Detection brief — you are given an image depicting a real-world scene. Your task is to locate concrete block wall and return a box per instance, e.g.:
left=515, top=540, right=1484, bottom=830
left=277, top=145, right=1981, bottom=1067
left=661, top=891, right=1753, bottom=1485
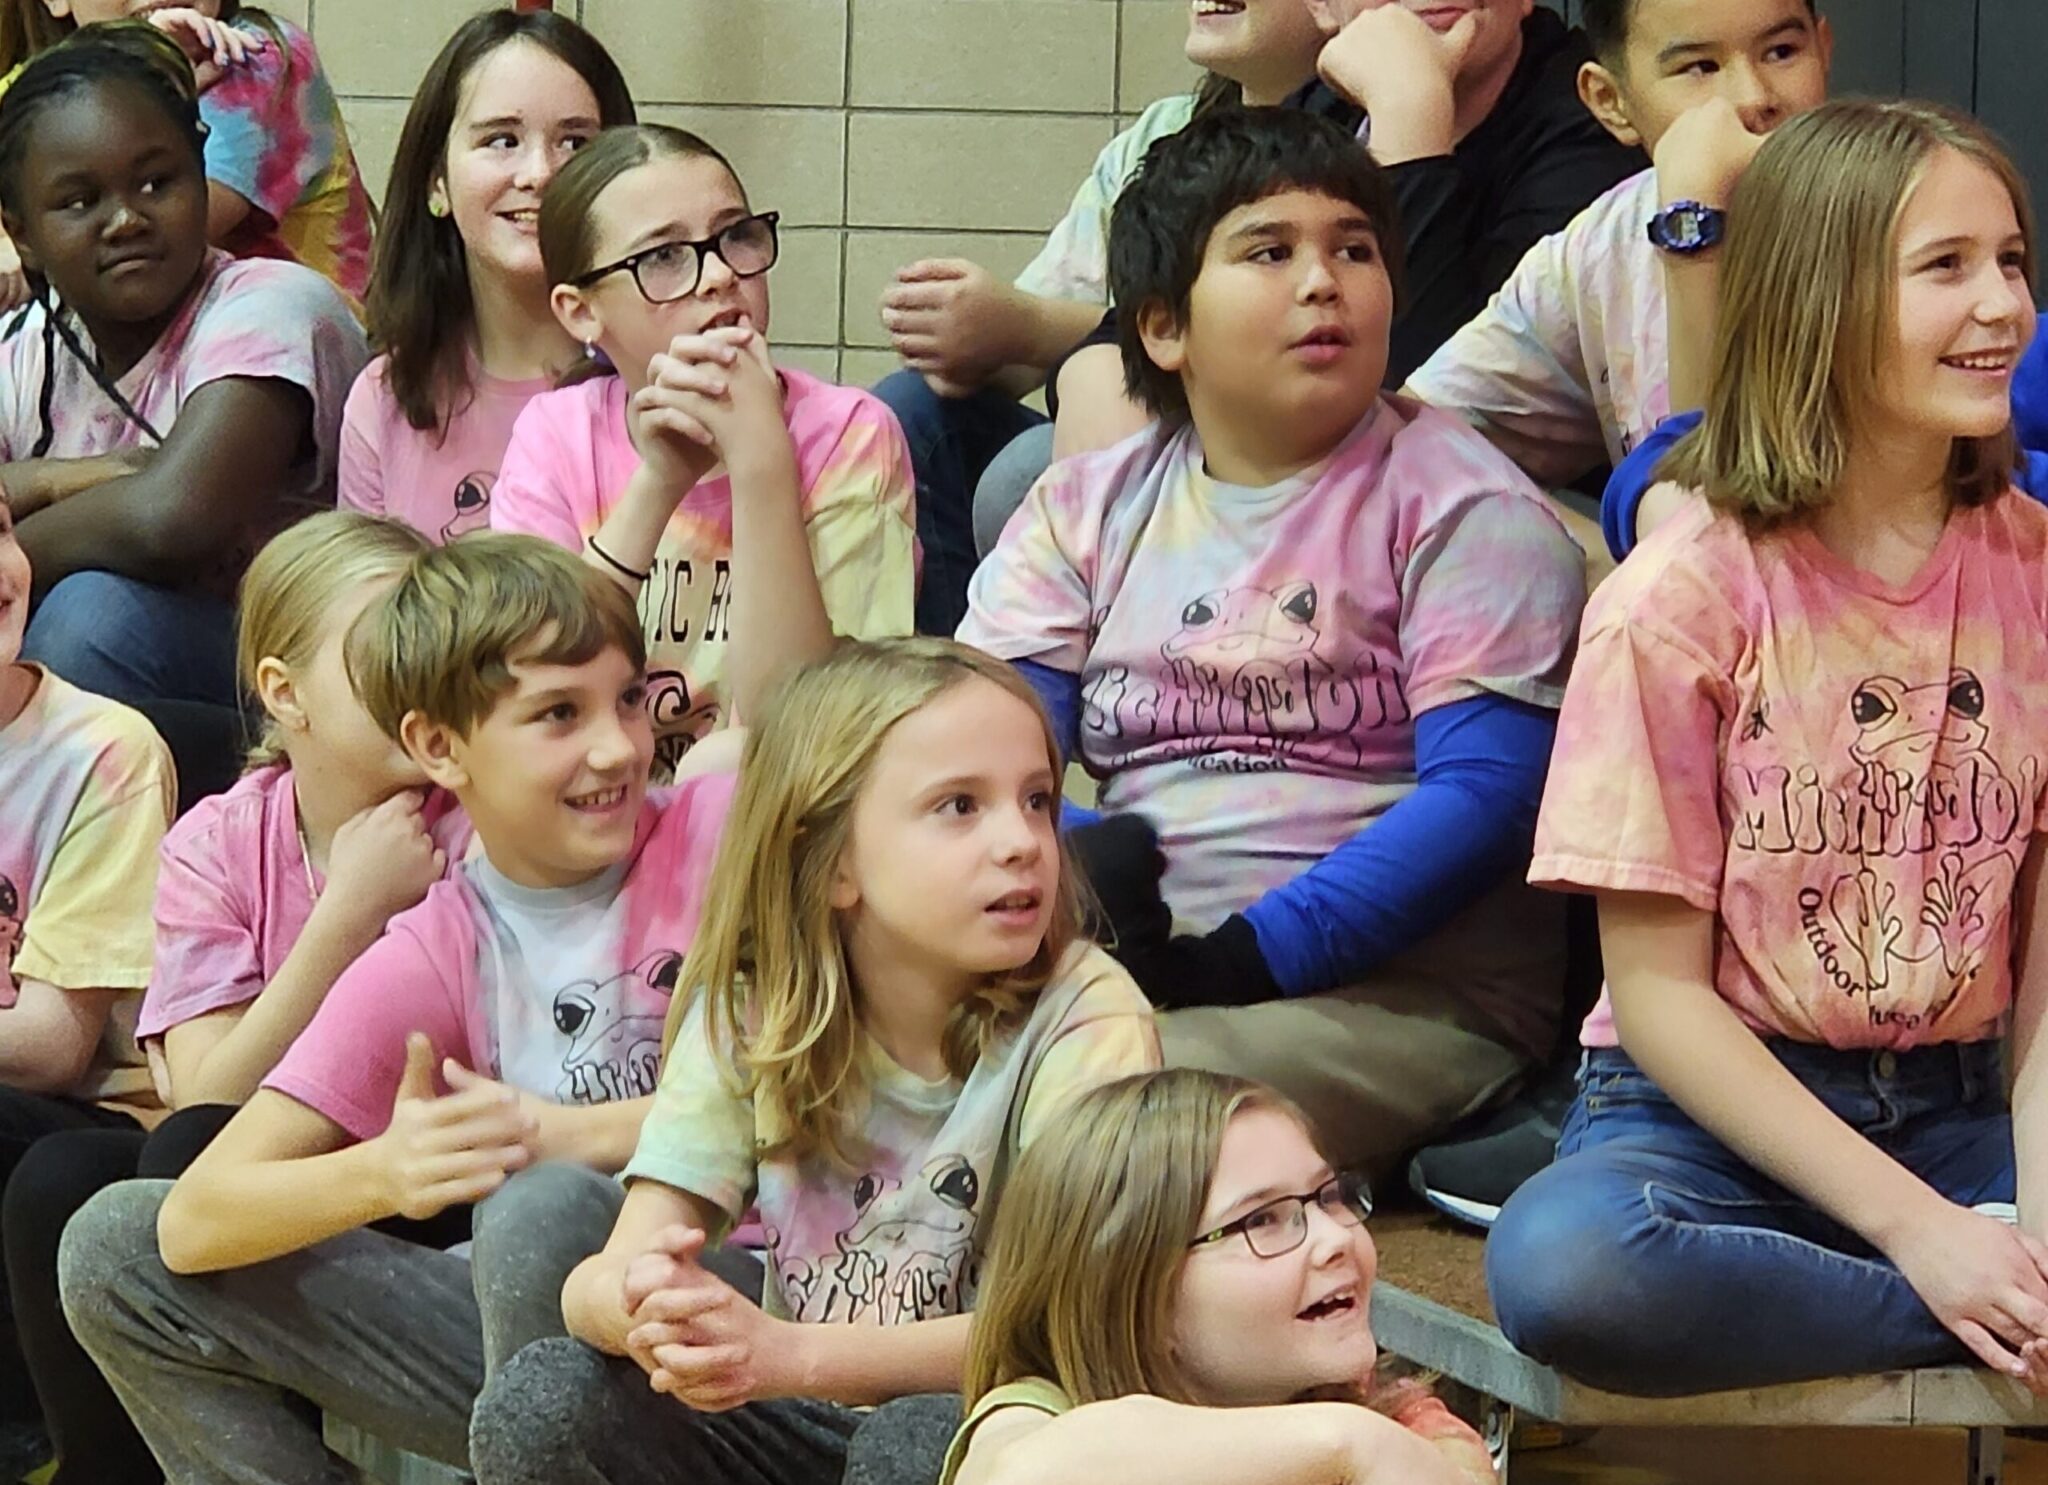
left=285, top=0, right=1203, bottom=384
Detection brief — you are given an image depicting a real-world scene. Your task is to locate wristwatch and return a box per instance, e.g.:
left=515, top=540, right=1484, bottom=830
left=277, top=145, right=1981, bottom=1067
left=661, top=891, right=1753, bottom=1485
left=1647, top=200, right=1727, bottom=256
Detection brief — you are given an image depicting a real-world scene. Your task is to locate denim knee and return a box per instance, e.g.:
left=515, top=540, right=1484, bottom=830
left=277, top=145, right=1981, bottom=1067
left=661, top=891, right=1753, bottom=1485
left=468, top=1336, right=615, bottom=1481
left=1486, top=1163, right=1646, bottom=1376
left=871, top=370, right=948, bottom=454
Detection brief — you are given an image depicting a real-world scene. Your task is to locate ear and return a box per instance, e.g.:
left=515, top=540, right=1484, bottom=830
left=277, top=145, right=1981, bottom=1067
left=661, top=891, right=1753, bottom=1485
left=828, top=847, right=861, bottom=914
left=398, top=710, right=471, bottom=792
left=1136, top=299, right=1188, bottom=381
left=550, top=283, right=604, bottom=350
left=40, top=0, right=73, bottom=18
left=254, top=656, right=309, bottom=737
left=1814, top=13, right=1835, bottom=77
left=1577, top=59, right=1642, bottom=149
left=0, top=209, right=34, bottom=277
left=1302, top=0, right=1343, bottom=35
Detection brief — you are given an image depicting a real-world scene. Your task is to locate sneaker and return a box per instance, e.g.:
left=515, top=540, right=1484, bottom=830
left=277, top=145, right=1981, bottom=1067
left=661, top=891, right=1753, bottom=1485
left=1407, top=1063, right=1579, bottom=1230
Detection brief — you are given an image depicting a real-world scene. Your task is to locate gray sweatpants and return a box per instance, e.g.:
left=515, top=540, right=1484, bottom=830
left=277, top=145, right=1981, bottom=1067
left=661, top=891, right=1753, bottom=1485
left=58, top=1162, right=624, bottom=1483
left=468, top=1337, right=959, bottom=1485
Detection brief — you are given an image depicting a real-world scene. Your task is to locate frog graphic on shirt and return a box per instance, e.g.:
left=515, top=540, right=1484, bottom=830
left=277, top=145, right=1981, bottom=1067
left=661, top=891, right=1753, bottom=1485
left=551, top=949, right=680, bottom=1105
left=772, top=1153, right=982, bottom=1324
left=0, top=875, right=19, bottom=1009
left=441, top=473, right=493, bottom=542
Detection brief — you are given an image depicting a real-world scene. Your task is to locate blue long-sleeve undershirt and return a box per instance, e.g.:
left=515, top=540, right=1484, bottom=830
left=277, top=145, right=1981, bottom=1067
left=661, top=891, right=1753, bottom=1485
left=1012, top=658, right=1554, bottom=996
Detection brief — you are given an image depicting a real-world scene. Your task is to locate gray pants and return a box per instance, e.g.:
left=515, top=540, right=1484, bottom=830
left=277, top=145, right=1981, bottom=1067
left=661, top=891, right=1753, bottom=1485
left=469, top=1338, right=957, bottom=1485
left=58, top=1162, right=624, bottom=1483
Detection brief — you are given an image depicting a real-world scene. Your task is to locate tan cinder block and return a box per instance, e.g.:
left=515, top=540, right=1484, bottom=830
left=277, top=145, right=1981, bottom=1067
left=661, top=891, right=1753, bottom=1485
left=776, top=345, right=844, bottom=381
left=847, top=112, right=1111, bottom=231
left=266, top=0, right=310, bottom=29
left=311, top=0, right=491, bottom=98
left=1118, top=0, right=1198, bottom=111
left=839, top=347, right=906, bottom=389
left=842, top=230, right=1051, bottom=347
left=849, top=0, right=1116, bottom=113
left=641, top=106, right=846, bottom=229
left=586, top=0, right=847, bottom=107
left=767, top=229, right=845, bottom=347
left=338, top=97, right=412, bottom=206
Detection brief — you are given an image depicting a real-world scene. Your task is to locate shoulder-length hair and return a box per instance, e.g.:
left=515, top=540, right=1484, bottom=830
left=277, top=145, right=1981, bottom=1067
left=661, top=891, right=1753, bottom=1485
left=670, top=638, right=1088, bottom=1172
left=366, top=10, right=634, bottom=434
left=1662, top=99, right=2036, bottom=522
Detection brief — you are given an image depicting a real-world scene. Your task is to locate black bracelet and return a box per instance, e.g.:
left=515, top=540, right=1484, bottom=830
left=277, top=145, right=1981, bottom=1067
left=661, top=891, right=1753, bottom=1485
left=588, top=536, right=650, bottom=583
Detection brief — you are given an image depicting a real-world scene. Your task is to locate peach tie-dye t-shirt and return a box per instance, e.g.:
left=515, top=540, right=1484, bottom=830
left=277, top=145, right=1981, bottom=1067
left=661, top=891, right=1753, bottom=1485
left=1535, top=493, right=2048, bottom=1051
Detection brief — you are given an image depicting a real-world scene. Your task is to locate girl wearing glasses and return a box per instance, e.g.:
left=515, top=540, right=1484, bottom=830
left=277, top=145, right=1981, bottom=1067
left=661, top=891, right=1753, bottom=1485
left=943, top=1069, right=1493, bottom=1485
left=491, top=122, right=918, bottom=779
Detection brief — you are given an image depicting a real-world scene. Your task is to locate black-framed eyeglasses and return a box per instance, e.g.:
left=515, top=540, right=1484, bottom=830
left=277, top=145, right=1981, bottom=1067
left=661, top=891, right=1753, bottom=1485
left=1188, top=1174, right=1373, bottom=1259
left=569, top=212, right=780, bottom=304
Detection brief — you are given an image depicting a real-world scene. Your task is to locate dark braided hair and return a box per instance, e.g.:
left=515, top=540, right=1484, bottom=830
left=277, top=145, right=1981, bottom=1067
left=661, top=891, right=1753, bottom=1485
left=0, top=23, right=206, bottom=456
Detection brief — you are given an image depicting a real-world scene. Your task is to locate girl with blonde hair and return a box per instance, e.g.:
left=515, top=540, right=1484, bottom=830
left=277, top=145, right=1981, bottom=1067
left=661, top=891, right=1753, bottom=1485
left=5, top=510, right=468, bottom=1484
left=945, top=1067, right=1494, bottom=1485
left=470, top=635, right=1160, bottom=1485
left=1487, top=98, right=2048, bottom=1394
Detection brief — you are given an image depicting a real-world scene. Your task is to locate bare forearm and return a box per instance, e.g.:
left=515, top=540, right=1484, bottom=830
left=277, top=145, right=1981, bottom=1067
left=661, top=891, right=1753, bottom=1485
left=1012, top=295, right=1110, bottom=375
left=158, top=1138, right=392, bottom=1273
left=794, top=1312, right=972, bottom=1406
left=727, top=447, right=831, bottom=722
left=537, top=1095, right=651, bottom=1174
left=174, top=903, right=381, bottom=1107
left=588, top=463, right=692, bottom=593
left=0, top=456, right=139, bottom=519
left=1662, top=254, right=1721, bottom=415
left=0, top=986, right=102, bottom=1094
left=20, top=476, right=210, bottom=592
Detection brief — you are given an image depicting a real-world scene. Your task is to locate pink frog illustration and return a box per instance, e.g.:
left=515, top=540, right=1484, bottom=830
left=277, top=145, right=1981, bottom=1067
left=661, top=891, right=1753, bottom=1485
left=774, top=1154, right=982, bottom=1324
left=0, top=875, right=19, bottom=1010
left=1826, top=670, right=2017, bottom=1005
left=551, top=949, right=680, bottom=1104
left=440, top=473, right=493, bottom=542
left=1159, top=582, right=1363, bottom=739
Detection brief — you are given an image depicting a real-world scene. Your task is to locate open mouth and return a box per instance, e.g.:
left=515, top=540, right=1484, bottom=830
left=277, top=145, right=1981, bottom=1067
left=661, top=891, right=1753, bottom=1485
left=1191, top=0, right=1245, bottom=18
left=499, top=208, right=540, bottom=231
left=984, top=888, right=1043, bottom=920
left=1297, top=1287, right=1360, bottom=1322
left=1416, top=5, right=1470, bottom=29
left=702, top=307, right=753, bottom=332
left=1942, top=350, right=2017, bottom=374
left=1293, top=325, right=1351, bottom=349
left=566, top=784, right=629, bottom=815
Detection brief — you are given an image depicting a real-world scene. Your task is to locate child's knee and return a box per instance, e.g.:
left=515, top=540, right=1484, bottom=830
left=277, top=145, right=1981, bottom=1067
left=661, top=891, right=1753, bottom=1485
left=473, top=1162, right=620, bottom=1252
left=1486, top=1165, right=1642, bottom=1370
left=57, top=1179, right=174, bottom=1342
left=469, top=1337, right=614, bottom=1478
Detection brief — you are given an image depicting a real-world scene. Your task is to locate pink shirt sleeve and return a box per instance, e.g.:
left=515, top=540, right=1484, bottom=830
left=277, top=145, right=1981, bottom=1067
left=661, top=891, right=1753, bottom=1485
left=1530, top=606, right=1731, bottom=912
left=957, top=453, right=1107, bottom=671
left=336, top=360, right=387, bottom=517
left=143, top=820, right=265, bottom=1041
left=261, top=885, right=478, bottom=1143
left=490, top=392, right=594, bottom=551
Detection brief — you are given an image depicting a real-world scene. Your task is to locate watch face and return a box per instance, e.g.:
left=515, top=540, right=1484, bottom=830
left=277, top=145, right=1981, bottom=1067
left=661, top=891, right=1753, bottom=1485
left=1669, top=206, right=1707, bottom=247
left=1650, top=202, right=1723, bottom=252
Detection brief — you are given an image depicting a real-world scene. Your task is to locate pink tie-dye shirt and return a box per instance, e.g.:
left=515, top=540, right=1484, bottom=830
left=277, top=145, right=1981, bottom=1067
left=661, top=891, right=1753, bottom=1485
left=1535, top=494, right=2048, bottom=1051
left=959, top=397, right=1585, bottom=930
left=631, top=943, right=1158, bottom=1323
left=1408, top=169, right=1666, bottom=488
left=490, top=367, right=918, bottom=776
left=262, top=776, right=733, bottom=1139
left=141, top=765, right=472, bottom=1044
left=201, top=15, right=374, bottom=306
left=0, top=668, right=172, bottom=1103
left=338, top=355, right=551, bottom=544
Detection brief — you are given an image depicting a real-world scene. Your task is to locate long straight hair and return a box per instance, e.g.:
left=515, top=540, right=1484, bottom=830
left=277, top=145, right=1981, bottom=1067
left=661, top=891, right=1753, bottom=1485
left=668, top=638, right=1089, bottom=1172
left=367, top=11, right=634, bottom=433
left=1662, top=99, right=2036, bottom=522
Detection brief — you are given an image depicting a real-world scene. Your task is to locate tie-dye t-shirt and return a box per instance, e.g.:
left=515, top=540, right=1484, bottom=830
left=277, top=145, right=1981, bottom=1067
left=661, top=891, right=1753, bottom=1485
left=959, top=398, right=1585, bottom=930
left=1534, top=493, right=2048, bottom=1051
left=490, top=367, right=918, bottom=776
left=0, top=667, right=173, bottom=1104
left=1408, top=169, right=1666, bottom=488
left=628, top=943, right=1158, bottom=1324
left=262, top=776, right=734, bottom=1138
left=0, top=250, right=366, bottom=595
left=1013, top=93, right=1197, bottom=306
left=141, top=765, right=471, bottom=1043
left=201, top=15, right=374, bottom=306
left=338, top=355, right=551, bottom=544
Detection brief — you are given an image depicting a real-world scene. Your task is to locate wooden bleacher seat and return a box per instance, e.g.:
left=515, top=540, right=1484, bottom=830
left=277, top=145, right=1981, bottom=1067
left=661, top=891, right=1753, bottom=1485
left=1369, top=1211, right=2048, bottom=1485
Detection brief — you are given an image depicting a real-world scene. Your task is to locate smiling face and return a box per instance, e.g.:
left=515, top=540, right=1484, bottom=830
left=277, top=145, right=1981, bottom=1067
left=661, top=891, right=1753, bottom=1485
left=3, top=76, right=209, bottom=345
left=435, top=38, right=603, bottom=294
left=550, top=151, right=771, bottom=392
left=1874, top=146, right=2036, bottom=456
left=1171, top=1106, right=1380, bottom=1406
left=1143, top=187, right=1392, bottom=484
left=1185, top=0, right=1325, bottom=104
left=832, top=675, right=1062, bottom=1000
left=419, top=639, right=655, bottom=889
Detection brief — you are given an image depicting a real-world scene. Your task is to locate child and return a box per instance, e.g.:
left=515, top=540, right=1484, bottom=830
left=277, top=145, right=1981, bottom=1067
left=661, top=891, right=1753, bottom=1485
left=492, top=124, right=917, bottom=778
left=959, top=106, right=1586, bottom=1184
left=3, top=510, right=466, bottom=1485
left=0, top=26, right=366, bottom=736
left=59, top=532, right=736, bottom=1479
left=1485, top=100, right=2048, bottom=1395
left=0, top=0, right=375, bottom=304
left=464, top=638, right=1160, bottom=1485
left=1407, top=0, right=1832, bottom=488
left=945, top=1069, right=1494, bottom=1485
left=0, top=487, right=173, bottom=1474
left=339, top=11, right=637, bottom=542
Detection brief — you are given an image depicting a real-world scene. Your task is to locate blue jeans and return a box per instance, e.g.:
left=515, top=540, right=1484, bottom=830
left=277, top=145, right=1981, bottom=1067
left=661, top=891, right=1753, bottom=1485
left=872, top=371, right=1046, bottom=636
left=23, top=570, right=238, bottom=708
left=1486, top=1040, right=2014, bottom=1395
